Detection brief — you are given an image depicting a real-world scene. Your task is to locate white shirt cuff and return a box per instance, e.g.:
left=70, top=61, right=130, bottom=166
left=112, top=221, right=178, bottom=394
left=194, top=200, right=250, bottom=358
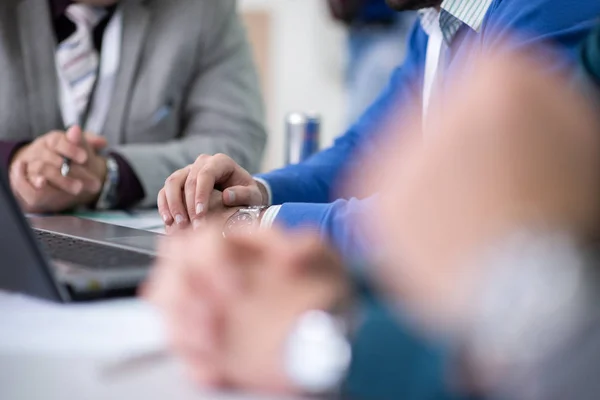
left=254, top=177, right=273, bottom=206
left=260, top=205, right=282, bottom=230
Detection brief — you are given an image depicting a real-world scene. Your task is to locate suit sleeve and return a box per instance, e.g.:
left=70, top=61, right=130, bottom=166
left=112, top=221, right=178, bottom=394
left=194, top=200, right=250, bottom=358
left=113, top=0, right=266, bottom=207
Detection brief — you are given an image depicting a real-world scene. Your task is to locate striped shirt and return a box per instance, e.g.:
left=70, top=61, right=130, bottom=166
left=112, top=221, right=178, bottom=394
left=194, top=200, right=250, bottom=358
left=419, top=0, right=493, bottom=45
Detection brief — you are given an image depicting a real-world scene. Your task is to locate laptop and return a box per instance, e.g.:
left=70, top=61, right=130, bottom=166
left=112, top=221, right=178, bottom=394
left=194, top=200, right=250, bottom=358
left=0, top=170, right=160, bottom=302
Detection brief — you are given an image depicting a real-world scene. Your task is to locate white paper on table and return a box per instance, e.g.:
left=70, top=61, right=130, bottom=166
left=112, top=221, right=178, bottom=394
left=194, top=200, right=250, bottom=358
left=0, top=293, right=311, bottom=400
left=0, top=293, right=305, bottom=400
left=0, top=292, right=166, bottom=358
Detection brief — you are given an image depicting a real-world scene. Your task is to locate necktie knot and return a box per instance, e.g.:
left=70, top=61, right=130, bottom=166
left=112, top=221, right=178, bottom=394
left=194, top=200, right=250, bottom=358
left=56, top=4, right=107, bottom=120
left=65, top=4, right=107, bottom=32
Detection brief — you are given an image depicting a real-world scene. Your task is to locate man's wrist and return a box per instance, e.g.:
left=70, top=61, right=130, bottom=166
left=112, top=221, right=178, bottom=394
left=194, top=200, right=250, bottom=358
left=259, top=205, right=282, bottom=230
left=254, top=178, right=272, bottom=206
left=284, top=310, right=353, bottom=395
left=95, top=156, right=119, bottom=210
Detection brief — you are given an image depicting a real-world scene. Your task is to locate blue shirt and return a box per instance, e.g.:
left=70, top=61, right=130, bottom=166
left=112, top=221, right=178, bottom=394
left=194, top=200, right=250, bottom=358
left=257, top=0, right=600, bottom=260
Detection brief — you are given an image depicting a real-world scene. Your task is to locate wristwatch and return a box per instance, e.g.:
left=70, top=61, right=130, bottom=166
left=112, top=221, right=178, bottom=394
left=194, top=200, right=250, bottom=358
left=284, top=310, right=352, bottom=395
left=222, top=206, right=268, bottom=238
left=95, top=156, right=120, bottom=210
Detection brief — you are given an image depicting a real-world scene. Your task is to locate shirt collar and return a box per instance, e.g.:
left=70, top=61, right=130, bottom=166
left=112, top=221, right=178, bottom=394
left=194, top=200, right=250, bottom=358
left=419, top=0, right=493, bottom=45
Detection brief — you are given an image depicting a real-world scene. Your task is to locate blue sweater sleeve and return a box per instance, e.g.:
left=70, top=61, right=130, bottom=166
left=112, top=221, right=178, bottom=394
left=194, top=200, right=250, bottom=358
left=261, top=0, right=600, bottom=259
left=256, top=21, right=426, bottom=207
left=482, top=0, right=600, bottom=68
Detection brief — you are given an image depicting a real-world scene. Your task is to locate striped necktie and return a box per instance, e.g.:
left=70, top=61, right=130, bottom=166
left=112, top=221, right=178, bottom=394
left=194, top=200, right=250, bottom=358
left=55, top=4, right=107, bottom=119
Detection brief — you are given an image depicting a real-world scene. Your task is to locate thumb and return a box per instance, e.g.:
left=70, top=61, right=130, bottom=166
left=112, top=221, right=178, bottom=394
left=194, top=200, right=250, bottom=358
left=85, top=133, right=108, bottom=151
left=223, top=185, right=264, bottom=207
left=65, top=125, right=83, bottom=145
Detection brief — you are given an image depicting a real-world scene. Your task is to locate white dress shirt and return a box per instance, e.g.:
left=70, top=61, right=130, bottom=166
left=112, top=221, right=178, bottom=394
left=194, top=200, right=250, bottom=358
left=56, top=9, right=123, bottom=134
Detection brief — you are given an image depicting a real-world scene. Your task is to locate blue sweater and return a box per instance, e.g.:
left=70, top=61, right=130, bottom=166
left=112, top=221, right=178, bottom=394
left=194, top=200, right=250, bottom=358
left=257, top=0, right=600, bottom=260
left=355, top=0, right=398, bottom=24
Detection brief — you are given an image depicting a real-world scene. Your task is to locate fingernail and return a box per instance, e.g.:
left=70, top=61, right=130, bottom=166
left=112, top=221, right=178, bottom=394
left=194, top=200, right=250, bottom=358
left=175, top=214, right=185, bottom=225
left=195, top=203, right=204, bottom=215
left=34, top=177, right=45, bottom=188
left=162, top=214, right=170, bottom=223
left=193, top=219, right=202, bottom=230
left=227, top=190, right=236, bottom=203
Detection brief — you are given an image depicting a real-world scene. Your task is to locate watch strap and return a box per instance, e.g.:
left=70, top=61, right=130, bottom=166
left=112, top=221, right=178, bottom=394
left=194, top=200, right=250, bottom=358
left=285, top=310, right=352, bottom=395
left=95, top=156, right=119, bottom=210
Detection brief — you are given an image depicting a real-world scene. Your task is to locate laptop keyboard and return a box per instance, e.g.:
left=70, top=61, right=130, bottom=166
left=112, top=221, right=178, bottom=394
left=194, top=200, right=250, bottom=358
left=34, top=229, right=154, bottom=269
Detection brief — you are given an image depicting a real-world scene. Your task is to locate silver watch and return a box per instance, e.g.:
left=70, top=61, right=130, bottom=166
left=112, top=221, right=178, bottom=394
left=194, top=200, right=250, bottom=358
left=95, top=156, right=119, bottom=210
left=284, top=310, right=352, bottom=395
left=222, top=206, right=267, bottom=238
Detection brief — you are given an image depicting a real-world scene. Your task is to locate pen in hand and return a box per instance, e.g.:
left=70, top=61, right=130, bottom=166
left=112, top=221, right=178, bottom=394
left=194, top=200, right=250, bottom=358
left=100, top=349, right=171, bottom=379
left=61, top=124, right=80, bottom=177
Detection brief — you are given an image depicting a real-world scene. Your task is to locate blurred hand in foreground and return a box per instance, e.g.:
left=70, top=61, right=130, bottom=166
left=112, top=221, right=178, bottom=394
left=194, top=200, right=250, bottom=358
left=143, top=227, right=349, bottom=394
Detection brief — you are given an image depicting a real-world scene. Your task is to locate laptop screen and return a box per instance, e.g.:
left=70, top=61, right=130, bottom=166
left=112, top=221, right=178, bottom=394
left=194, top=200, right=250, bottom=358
left=0, top=170, right=65, bottom=302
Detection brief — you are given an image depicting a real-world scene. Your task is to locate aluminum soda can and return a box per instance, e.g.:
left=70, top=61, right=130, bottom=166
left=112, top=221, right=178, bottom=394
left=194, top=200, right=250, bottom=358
left=285, top=112, right=321, bottom=165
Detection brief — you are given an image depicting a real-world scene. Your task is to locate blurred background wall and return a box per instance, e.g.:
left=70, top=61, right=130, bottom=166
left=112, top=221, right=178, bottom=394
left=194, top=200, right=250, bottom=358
left=239, top=0, right=347, bottom=172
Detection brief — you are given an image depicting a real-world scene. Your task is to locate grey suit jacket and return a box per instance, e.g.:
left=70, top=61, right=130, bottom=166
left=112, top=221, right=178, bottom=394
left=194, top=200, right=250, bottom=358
left=0, top=0, right=266, bottom=207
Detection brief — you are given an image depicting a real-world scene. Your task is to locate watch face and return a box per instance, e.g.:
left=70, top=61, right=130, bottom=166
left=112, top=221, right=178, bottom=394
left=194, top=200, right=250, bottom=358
left=224, top=211, right=258, bottom=238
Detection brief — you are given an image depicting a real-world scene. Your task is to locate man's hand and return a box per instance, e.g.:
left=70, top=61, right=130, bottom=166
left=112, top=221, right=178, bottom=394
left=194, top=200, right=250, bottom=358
left=9, top=125, right=108, bottom=213
left=144, top=227, right=349, bottom=393
left=162, top=190, right=243, bottom=234
left=157, top=154, right=268, bottom=228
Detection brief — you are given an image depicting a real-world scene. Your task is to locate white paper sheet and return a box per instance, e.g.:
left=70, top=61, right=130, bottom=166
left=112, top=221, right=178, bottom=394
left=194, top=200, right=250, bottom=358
left=0, top=293, right=166, bottom=358
left=0, top=293, right=304, bottom=400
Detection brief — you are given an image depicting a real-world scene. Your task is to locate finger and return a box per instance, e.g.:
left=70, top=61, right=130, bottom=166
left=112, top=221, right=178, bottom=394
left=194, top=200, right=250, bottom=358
left=185, top=173, right=199, bottom=222
left=185, top=361, right=224, bottom=389
left=37, top=149, right=64, bottom=169
left=11, top=161, right=55, bottom=212
left=68, top=165, right=103, bottom=194
left=84, top=133, right=107, bottom=151
left=168, top=300, right=218, bottom=356
left=28, top=160, right=83, bottom=196
left=65, top=125, right=83, bottom=145
left=194, top=154, right=238, bottom=217
left=10, top=161, right=38, bottom=204
left=192, top=191, right=225, bottom=230
left=157, top=189, right=174, bottom=226
left=222, top=231, right=270, bottom=273
left=222, top=185, right=263, bottom=207
left=168, top=229, right=243, bottom=299
left=153, top=252, right=224, bottom=358
left=164, top=168, right=190, bottom=227
left=47, top=132, right=87, bottom=164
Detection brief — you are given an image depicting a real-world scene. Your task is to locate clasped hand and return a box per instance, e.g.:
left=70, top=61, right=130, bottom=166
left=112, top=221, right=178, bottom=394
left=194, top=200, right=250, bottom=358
left=158, top=154, right=269, bottom=232
left=9, top=125, right=108, bottom=213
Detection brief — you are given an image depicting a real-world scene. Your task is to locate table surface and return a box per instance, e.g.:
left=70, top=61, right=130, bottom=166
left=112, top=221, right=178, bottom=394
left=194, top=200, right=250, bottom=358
left=0, top=213, right=305, bottom=399
left=0, top=294, right=304, bottom=400
left=0, top=354, right=301, bottom=400
left=71, top=209, right=166, bottom=234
